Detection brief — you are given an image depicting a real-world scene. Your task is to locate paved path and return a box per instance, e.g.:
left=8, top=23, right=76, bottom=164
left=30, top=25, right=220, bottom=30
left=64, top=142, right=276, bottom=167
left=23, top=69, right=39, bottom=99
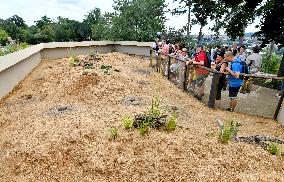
left=201, top=75, right=279, bottom=119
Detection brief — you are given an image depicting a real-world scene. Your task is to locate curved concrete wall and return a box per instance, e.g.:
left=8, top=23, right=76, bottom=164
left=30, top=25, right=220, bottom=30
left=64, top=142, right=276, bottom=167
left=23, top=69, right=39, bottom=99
left=0, top=41, right=152, bottom=100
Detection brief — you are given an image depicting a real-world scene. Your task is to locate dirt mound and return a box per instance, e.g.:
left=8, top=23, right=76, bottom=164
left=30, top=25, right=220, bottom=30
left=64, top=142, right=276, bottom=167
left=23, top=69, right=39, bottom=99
left=0, top=53, right=284, bottom=181
left=72, top=74, right=100, bottom=92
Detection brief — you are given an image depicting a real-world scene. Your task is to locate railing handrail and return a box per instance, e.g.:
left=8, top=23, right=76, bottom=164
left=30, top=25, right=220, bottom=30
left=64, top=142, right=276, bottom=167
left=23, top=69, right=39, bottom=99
left=166, top=54, right=284, bottom=81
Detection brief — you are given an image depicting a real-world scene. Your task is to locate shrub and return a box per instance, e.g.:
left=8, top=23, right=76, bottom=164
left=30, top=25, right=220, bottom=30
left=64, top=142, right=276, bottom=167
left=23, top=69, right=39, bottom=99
left=218, top=121, right=239, bottom=144
left=138, top=120, right=149, bottom=136
left=1, top=42, right=29, bottom=56
left=267, top=142, right=281, bottom=155
left=69, top=56, right=79, bottom=66
left=0, top=29, right=8, bottom=46
left=149, top=96, right=161, bottom=118
left=166, top=113, right=177, bottom=132
left=261, top=51, right=282, bottom=75
left=122, top=116, right=133, bottom=130
left=110, top=127, right=118, bottom=140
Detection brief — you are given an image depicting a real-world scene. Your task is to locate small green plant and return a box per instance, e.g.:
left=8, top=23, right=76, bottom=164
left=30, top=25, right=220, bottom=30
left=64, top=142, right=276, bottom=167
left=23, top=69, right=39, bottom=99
left=267, top=142, right=281, bottom=155
left=138, top=120, right=149, bottom=136
left=166, top=113, right=177, bottom=132
left=69, top=56, right=80, bottom=66
left=149, top=96, right=161, bottom=118
left=84, top=63, right=94, bottom=69
left=218, top=121, right=239, bottom=143
left=110, top=127, right=118, bottom=140
left=100, top=64, right=112, bottom=74
left=122, top=116, right=133, bottom=130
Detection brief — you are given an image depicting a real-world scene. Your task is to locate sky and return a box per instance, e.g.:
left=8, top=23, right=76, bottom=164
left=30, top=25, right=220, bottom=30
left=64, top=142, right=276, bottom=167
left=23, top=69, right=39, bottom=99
left=0, top=0, right=260, bottom=35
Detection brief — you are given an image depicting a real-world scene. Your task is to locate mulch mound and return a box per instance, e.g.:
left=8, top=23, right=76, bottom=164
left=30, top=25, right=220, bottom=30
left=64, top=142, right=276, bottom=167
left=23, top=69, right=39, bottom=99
left=0, top=52, right=284, bottom=181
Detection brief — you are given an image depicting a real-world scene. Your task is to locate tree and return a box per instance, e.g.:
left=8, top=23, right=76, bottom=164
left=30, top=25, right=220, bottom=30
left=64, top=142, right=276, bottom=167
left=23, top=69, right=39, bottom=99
left=191, top=0, right=216, bottom=43
left=172, top=0, right=192, bottom=36
left=0, top=15, right=28, bottom=42
left=254, top=0, right=284, bottom=47
left=112, top=0, right=166, bottom=42
left=0, top=29, right=9, bottom=45
left=92, top=13, right=114, bottom=41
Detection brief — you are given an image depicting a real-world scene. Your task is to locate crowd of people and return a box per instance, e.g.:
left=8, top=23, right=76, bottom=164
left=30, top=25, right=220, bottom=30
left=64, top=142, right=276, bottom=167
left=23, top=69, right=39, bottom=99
left=152, top=39, right=263, bottom=112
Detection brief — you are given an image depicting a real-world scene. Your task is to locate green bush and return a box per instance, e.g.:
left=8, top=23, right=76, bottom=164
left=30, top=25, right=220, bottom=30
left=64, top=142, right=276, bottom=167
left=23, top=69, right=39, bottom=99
left=138, top=120, right=149, bottom=136
left=0, top=42, right=29, bottom=57
left=261, top=52, right=282, bottom=75
left=267, top=142, right=281, bottom=155
left=122, top=116, right=133, bottom=130
left=149, top=96, right=161, bottom=118
left=166, top=113, right=177, bottom=132
left=110, top=127, right=118, bottom=140
left=0, top=29, right=9, bottom=46
left=218, top=121, right=239, bottom=144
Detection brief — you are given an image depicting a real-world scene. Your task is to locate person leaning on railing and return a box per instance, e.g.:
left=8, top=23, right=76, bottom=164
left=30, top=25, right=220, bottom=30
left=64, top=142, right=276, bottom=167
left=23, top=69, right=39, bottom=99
left=186, top=44, right=209, bottom=100
left=224, top=51, right=244, bottom=112
left=240, top=46, right=263, bottom=93
left=211, top=50, right=228, bottom=108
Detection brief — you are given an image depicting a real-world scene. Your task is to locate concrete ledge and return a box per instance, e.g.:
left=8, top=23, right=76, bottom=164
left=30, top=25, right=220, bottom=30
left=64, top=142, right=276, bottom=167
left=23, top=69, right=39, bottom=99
left=0, top=44, right=44, bottom=72
left=0, top=52, right=41, bottom=99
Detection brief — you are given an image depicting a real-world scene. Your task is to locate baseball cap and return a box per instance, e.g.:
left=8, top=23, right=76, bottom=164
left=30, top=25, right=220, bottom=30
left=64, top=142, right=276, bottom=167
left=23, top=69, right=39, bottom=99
left=182, top=48, right=187, bottom=52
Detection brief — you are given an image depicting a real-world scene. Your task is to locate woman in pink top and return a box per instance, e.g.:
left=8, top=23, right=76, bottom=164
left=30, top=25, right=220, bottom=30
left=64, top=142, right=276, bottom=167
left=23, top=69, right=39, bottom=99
left=162, top=40, right=170, bottom=56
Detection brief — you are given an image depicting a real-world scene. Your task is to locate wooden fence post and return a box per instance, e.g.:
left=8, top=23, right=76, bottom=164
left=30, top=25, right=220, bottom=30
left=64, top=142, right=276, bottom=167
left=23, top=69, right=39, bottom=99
left=274, top=89, right=284, bottom=120
left=168, top=56, right=171, bottom=80
left=150, top=49, right=153, bottom=67
left=157, top=52, right=161, bottom=72
left=208, top=73, right=221, bottom=108
left=183, top=63, right=188, bottom=92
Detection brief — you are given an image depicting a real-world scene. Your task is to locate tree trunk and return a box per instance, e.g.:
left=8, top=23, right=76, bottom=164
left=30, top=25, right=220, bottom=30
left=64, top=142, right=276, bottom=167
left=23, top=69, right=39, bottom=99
left=267, top=41, right=275, bottom=62
left=187, top=0, right=192, bottom=36
left=277, top=52, right=284, bottom=77
left=197, top=25, right=203, bottom=44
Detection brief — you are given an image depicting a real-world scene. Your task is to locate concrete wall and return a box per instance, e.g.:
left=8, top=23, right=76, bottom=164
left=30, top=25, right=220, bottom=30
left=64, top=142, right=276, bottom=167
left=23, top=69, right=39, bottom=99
left=0, top=41, right=151, bottom=101
left=41, top=45, right=115, bottom=60
left=0, top=52, right=41, bottom=99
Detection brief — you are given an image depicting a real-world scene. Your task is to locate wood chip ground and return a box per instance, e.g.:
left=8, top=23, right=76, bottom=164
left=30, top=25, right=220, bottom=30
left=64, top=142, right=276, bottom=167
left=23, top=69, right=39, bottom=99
left=0, top=53, right=284, bottom=181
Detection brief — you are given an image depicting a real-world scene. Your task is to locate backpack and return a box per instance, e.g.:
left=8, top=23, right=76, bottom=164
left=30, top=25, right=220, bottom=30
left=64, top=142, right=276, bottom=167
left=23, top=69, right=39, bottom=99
left=240, top=61, right=249, bottom=74
left=232, top=57, right=249, bottom=75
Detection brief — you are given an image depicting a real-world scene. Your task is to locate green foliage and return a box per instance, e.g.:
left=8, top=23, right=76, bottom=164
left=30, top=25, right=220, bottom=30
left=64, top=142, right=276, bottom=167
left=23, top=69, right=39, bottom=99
left=138, top=120, right=149, bottom=136
left=83, top=63, right=94, bottom=70
left=122, top=116, right=133, bottom=130
left=112, top=0, right=166, bottom=41
left=267, top=142, right=281, bottom=155
left=166, top=113, right=177, bottom=132
left=261, top=51, right=282, bottom=74
left=254, top=0, right=284, bottom=46
left=100, top=64, right=112, bottom=74
left=69, top=56, right=80, bottom=67
left=0, top=29, right=9, bottom=45
left=149, top=96, right=161, bottom=118
left=0, top=42, right=28, bottom=56
left=110, top=127, right=118, bottom=140
left=218, top=121, right=239, bottom=144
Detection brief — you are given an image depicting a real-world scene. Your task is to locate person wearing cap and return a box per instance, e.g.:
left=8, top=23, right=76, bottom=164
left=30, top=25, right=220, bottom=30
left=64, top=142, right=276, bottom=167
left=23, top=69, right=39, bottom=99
left=178, top=48, right=189, bottom=61
left=211, top=50, right=228, bottom=107
left=186, top=44, right=209, bottom=100
left=224, top=51, right=244, bottom=112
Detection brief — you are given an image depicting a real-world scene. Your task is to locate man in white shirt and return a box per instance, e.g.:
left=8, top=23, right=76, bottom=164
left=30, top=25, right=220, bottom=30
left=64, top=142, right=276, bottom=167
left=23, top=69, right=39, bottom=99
left=240, top=47, right=263, bottom=93
left=246, top=47, right=263, bottom=73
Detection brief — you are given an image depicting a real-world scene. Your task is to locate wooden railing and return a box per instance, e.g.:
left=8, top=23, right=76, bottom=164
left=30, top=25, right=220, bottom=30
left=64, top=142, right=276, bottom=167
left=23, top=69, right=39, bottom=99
left=150, top=49, right=284, bottom=120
